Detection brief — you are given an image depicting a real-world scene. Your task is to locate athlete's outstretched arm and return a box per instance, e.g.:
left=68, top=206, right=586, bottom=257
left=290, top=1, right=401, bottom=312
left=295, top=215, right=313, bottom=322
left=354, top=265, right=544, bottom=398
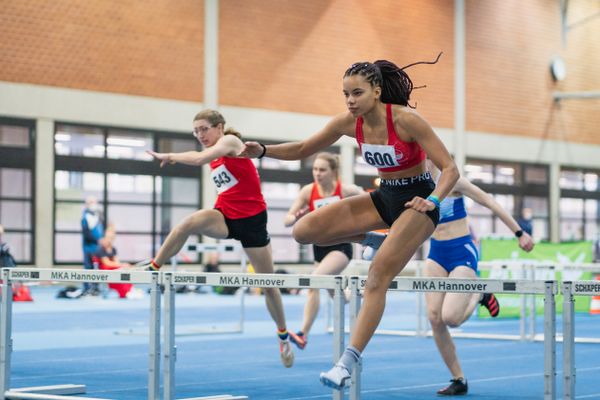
left=284, top=185, right=312, bottom=227
left=455, top=177, right=534, bottom=252
left=148, top=135, right=243, bottom=167
left=342, top=183, right=365, bottom=197
left=240, top=113, right=352, bottom=160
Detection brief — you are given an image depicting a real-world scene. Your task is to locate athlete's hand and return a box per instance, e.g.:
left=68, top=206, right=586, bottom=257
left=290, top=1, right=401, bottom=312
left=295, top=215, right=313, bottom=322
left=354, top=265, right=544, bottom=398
left=147, top=150, right=173, bottom=168
left=294, top=206, right=310, bottom=221
left=405, top=196, right=436, bottom=213
left=238, top=141, right=263, bottom=158
left=518, top=231, right=535, bottom=252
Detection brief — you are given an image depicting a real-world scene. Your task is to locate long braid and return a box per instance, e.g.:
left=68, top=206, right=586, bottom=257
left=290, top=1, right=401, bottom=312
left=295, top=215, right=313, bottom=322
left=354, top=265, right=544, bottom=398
left=344, top=52, right=442, bottom=108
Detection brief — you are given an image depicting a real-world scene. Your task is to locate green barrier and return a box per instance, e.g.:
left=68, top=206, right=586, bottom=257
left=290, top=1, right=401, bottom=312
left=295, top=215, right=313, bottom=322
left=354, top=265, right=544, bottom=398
left=478, top=238, right=594, bottom=318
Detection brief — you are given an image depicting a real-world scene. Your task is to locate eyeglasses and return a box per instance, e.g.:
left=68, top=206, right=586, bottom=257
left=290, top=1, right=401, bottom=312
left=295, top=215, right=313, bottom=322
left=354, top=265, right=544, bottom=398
left=192, top=125, right=213, bottom=138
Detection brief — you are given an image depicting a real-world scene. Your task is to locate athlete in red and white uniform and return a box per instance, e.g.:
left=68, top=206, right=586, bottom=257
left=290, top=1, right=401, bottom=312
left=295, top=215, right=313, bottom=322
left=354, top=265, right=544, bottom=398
left=283, top=152, right=363, bottom=350
left=241, top=58, right=459, bottom=391
left=146, top=109, right=294, bottom=368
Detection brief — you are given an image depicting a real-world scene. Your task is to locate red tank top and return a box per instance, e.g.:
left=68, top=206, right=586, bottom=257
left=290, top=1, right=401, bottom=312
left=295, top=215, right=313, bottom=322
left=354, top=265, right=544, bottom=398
left=209, top=157, right=266, bottom=219
left=308, top=180, right=343, bottom=211
left=355, top=103, right=425, bottom=172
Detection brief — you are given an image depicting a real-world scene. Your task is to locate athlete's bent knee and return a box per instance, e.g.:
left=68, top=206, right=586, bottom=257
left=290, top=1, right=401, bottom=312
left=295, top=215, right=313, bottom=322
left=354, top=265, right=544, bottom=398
left=292, top=220, right=314, bottom=245
left=428, top=310, right=443, bottom=329
left=173, top=218, right=195, bottom=237
left=363, top=274, right=389, bottom=295
left=442, top=313, right=462, bottom=328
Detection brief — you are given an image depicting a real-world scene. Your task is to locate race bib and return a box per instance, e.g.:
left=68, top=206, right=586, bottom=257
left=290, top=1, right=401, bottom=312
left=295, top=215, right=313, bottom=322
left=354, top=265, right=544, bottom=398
left=210, top=164, right=239, bottom=193
left=313, top=195, right=341, bottom=209
left=361, top=143, right=402, bottom=168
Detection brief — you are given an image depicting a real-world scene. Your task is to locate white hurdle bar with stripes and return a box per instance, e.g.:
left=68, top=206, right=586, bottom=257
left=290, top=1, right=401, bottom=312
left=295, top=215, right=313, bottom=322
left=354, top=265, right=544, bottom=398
left=0, top=268, right=161, bottom=400
left=346, top=276, right=558, bottom=400
left=161, top=272, right=347, bottom=400
left=561, top=280, right=600, bottom=400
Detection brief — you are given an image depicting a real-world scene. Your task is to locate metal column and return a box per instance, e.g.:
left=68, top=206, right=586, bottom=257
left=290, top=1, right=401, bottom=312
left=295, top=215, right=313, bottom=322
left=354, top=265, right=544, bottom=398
left=163, top=273, right=176, bottom=400
left=562, top=281, right=575, bottom=399
left=148, top=273, right=161, bottom=400
left=332, top=276, right=345, bottom=400
left=349, top=277, right=361, bottom=400
left=543, top=281, right=556, bottom=400
left=0, top=269, right=13, bottom=399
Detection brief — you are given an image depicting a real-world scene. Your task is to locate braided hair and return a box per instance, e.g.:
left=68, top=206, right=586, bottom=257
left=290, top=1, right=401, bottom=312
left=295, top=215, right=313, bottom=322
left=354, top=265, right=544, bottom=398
left=343, top=52, right=442, bottom=108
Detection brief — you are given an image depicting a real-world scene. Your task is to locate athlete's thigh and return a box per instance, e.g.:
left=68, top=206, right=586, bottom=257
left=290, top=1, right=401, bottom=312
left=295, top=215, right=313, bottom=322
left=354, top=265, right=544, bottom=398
left=424, top=258, right=448, bottom=316
left=313, top=251, right=351, bottom=276
left=243, top=243, right=274, bottom=274
left=442, top=266, right=478, bottom=314
left=186, top=209, right=229, bottom=239
left=369, top=209, right=435, bottom=280
left=296, top=193, right=387, bottom=241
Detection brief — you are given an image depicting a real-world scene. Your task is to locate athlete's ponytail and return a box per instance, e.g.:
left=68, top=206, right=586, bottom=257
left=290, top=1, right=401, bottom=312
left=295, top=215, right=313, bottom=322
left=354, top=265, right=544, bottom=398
left=344, top=52, right=442, bottom=108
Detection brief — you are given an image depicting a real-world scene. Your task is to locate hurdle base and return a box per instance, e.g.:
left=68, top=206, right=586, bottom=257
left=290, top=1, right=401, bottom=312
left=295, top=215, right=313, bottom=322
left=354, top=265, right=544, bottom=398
left=178, top=395, right=248, bottom=400
left=5, top=383, right=110, bottom=399
left=114, top=324, right=243, bottom=337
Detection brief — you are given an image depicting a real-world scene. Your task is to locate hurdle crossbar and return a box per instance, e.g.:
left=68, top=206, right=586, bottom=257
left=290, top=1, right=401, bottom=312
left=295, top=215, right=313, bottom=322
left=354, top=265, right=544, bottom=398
left=161, top=272, right=346, bottom=400
left=0, top=268, right=161, bottom=400
left=347, top=276, right=557, bottom=400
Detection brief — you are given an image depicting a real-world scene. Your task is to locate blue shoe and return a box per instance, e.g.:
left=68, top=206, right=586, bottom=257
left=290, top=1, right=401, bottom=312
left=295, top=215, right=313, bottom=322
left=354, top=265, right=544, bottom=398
left=319, top=363, right=350, bottom=390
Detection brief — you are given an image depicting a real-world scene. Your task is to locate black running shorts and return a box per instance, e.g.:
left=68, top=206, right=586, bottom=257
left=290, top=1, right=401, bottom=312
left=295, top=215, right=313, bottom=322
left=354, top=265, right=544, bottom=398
left=369, top=172, right=439, bottom=227
left=219, top=209, right=271, bottom=248
left=312, top=243, right=353, bottom=263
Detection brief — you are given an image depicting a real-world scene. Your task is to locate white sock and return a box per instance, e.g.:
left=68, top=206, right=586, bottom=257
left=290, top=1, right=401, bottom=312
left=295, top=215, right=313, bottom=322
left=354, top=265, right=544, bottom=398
left=338, top=346, right=361, bottom=370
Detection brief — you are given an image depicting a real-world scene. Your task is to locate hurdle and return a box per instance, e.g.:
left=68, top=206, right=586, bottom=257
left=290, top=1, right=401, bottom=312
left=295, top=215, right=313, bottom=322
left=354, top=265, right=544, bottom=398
left=0, top=268, right=161, bottom=400
left=177, top=242, right=247, bottom=336
left=161, top=272, right=347, bottom=400
left=114, top=242, right=247, bottom=337
left=363, top=261, right=592, bottom=342
left=561, top=280, right=600, bottom=400
left=346, top=276, right=557, bottom=400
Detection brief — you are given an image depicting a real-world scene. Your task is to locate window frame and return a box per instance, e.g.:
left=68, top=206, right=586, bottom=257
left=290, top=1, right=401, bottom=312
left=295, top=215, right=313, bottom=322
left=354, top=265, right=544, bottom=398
left=53, top=122, right=201, bottom=265
left=0, top=117, right=36, bottom=264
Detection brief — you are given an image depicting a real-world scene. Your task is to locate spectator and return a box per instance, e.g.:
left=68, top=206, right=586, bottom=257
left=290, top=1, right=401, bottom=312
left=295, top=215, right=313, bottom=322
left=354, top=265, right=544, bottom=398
left=0, top=224, right=16, bottom=268
left=517, top=207, right=533, bottom=236
left=94, top=227, right=135, bottom=299
left=81, top=196, right=104, bottom=296
left=0, top=224, right=33, bottom=301
left=203, top=251, right=221, bottom=273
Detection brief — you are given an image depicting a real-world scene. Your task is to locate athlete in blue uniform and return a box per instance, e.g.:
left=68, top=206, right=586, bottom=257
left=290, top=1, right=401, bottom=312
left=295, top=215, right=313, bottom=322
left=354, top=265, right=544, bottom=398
left=363, top=161, right=534, bottom=395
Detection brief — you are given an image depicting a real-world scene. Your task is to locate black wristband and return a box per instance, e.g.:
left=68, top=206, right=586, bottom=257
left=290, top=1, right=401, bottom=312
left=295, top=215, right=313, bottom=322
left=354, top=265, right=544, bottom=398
left=258, top=143, right=267, bottom=159
left=515, top=230, right=524, bottom=238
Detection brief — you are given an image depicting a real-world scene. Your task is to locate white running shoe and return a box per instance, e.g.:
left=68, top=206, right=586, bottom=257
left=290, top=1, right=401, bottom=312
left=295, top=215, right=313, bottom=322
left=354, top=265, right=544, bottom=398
left=279, top=339, right=294, bottom=368
left=362, top=246, right=377, bottom=261
left=319, top=363, right=351, bottom=390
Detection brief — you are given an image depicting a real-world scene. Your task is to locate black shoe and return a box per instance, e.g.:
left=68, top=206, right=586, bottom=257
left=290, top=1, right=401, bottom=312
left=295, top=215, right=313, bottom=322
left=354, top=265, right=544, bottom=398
left=437, top=378, right=468, bottom=396
left=480, top=293, right=500, bottom=317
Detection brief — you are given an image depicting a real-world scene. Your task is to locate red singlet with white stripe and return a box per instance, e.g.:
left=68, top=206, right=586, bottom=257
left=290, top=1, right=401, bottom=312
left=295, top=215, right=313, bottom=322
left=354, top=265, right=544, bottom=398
left=308, top=180, right=343, bottom=212
left=209, top=157, right=266, bottom=219
left=355, top=103, right=425, bottom=172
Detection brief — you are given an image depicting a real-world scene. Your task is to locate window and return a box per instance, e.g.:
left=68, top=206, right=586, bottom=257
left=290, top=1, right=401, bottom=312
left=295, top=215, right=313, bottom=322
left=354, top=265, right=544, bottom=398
left=464, top=159, right=549, bottom=241
left=560, top=168, right=600, bottom=242
left=0, top=118, right=35, bottom=263
left=54, top=124, right=200, bottom=264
